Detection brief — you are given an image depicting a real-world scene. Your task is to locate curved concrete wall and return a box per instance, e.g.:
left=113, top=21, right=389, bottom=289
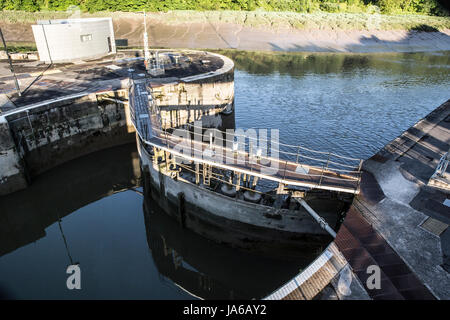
left=154, top=68, right=235, bottom=130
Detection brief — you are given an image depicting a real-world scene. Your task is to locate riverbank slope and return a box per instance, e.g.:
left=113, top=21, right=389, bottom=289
left=1, top=11, right=450, bottom=53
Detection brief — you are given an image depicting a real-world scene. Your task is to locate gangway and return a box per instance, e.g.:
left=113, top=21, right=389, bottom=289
left=129, top=79, right=362, bottom=195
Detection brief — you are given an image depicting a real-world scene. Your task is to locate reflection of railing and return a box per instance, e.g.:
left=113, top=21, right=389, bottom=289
left=129, top=79, right=362, bottom=194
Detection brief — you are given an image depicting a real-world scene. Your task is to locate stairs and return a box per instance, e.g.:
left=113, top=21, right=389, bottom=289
left=335, top=207, right=436, bottom=300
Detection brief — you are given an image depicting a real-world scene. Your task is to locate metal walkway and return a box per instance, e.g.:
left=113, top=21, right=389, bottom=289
left=129, top=79, right=362, bottom=194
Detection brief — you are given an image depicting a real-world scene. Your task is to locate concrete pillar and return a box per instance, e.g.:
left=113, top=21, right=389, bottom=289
left=0, top=116, right=28, bottom=195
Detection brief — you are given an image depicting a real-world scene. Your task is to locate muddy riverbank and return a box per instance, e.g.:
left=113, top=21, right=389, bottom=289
left=1, top=11, right=449, bottom=53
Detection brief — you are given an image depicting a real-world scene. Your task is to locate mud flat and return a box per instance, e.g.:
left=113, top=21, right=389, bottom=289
left=1, top=12, right=450, bottom=53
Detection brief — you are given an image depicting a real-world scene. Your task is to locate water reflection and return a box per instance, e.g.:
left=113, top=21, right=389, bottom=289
left=143, top=187, right=316, bottom=299
left=1, top=50, right=449, bottom=299
left=0, top=143, right=141, bottom=258
left=223, top=50, right=450, bottom=162
left=0, top=143, right=311, bottom=299
left=216, top=50, right=450, bottom=82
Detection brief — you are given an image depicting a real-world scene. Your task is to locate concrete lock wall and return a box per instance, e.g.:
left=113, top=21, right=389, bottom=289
left=0, top=116, right=28, bottom=196
left=0, top=55, right=234, bottom=196
left=0, top=89, right=133, bottom=196
left=32, top=18, right=116, bottom=63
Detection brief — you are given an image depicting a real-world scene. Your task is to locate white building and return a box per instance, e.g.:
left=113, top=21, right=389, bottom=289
left=32, top=18, right=116, bottom=63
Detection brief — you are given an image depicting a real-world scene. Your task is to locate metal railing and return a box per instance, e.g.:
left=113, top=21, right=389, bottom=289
left=129, top=79, right=362, bottom=193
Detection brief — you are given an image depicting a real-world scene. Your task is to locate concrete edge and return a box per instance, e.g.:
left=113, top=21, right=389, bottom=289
left=263, top=241, right=369, bottom=300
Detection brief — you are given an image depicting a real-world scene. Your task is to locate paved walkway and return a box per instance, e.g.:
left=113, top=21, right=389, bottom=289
left=335, top=203, right=435, bottom=299
left=344, top=99, right=450, bottom=299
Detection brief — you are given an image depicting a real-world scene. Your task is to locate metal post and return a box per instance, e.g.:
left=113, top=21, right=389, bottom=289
left=236, top=173, right=241, bottom=191
left=442, top=153, right=449, bottom=175
left=195, top=162, right=200, bottom=185
left=164, top=127, right=169, bottom=147
left=0, top=28, right=21, bottom=96
left=318, top=164, right=325, bottom=187
left=296, top=146, right=300, bottom=163
left=143, top=10, right=150, bottom=69
left=358, top=159, right=363, bottom=172
left=252, top=176, right=259, bottom=188
left=209, top=131, right=213, bottom=149
left=41, top=24, right=53, bottom=65
left=26, top=110, right=33, bottom=131
left=283, top=160, right=288, bottom=180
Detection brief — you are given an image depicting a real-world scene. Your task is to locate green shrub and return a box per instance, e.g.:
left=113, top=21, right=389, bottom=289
left=0, top=0, right=448, bottom=16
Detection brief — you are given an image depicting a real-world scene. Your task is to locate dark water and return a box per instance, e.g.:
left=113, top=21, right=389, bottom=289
left=1, top=50, right=449, bottom=299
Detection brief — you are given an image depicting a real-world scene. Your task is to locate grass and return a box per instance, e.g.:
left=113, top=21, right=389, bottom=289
left=145, top=10, right=450, bottom=30
left=0, top=10, right=449, bottom=31
left=0, top=41, right=36, bottom=52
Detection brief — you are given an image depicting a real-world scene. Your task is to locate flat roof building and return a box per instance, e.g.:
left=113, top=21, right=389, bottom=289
left=32, top=18, right=116, bottom=63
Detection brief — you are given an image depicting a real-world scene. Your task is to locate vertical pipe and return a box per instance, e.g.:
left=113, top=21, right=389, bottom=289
left=0, top=28, right=21, bottom=96
left=296, top=198, right=337, bottom=238
left=41, top=24, right=53, bottom=65
left=325, top=152, right=331, bottom=171
left=195, top=162, right=200, bottom=185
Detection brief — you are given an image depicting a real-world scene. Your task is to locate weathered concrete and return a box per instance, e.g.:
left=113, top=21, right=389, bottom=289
left=0, top=89, right=134, bottom=194
left=152, top=53, right=235, bottom=130
left=264, top=99, right=450, bottom=300
left=0, top=115, right=28, bottom=195
left=0, top=51, right=235, bottom=196
left=141, top=144, right=339, bottom=258
left=351, top=99, right=450, bottom=299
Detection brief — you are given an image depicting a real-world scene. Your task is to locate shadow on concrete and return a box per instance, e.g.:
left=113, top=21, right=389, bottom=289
left=268, top=25, right=450, bottom=54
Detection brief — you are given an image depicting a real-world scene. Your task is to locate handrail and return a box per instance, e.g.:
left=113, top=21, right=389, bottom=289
left=150, top=134, right=360, bottom=183
left=129, top=79, right=362, bottom=194
left=154, top=125, right=361, bottom=172
left=178, top=121, right=361, bottom=162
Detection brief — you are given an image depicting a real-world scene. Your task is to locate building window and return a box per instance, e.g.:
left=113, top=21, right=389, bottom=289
left=80, top=34, right=92, bottom=42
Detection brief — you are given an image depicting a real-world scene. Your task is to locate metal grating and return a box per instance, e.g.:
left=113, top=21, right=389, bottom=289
left=420, top=217, right=448, bottom=236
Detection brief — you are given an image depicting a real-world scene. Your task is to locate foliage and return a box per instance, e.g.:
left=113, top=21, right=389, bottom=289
left=0, top=0, right=447, bottom=16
